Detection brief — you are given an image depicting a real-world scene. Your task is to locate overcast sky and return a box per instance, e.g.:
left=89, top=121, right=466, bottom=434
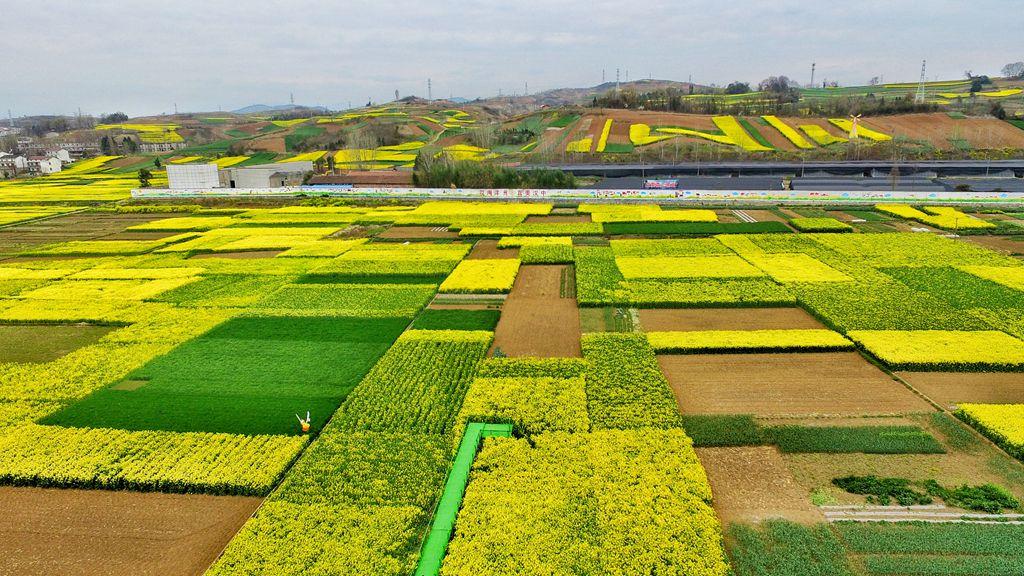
left=2, top=0, right=1020, bottom=118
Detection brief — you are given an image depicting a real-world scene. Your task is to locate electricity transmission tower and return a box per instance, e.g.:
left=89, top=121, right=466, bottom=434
left=915, top=60, right=927, bottom=103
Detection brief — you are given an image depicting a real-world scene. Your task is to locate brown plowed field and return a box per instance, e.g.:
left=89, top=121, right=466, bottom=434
left=638, top=307, right=823, bottom=331
left=961, top=235, right=1024, bottom=255
left=377, top=226, right=457, bottom=239
left=490, top=265, right=581, bottom=357
left=743, top=209, right=789, bottom=223
left=899, top=371, right=1024, bottom=408
left=659, top=352, right=931, bottom=416
left=0, top=487, right=260, bottom=576
left=696, top=446, right=823, bottom=526
left=867, top=113, right=1024, bottom=150
left=468, top=239, right=517, bottom=259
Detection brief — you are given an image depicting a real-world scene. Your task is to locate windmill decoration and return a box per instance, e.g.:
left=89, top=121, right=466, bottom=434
left=849, top=114, right=862, bottom=139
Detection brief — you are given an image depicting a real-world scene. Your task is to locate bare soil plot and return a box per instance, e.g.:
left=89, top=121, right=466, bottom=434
left=490, top=265, right=581, bottom=357
left=638, top=307, right=824, bottom=332
left=899, top=371, right=1024, bottom=408
left=190, top=250, right=284, bottom=259
left=743, top=209, right=789, bottom=223
left=961, top=235, right=1024, bottom=255
left=714, top=209, right=740, bottom=223
left=0, top=324, right=116, bottom=363
left=377, top=226, right=457, bottom=239
left=696, top=446, right=823, bottom=525
left=868, top=113, right=1024, bottom=150
left=745, top=117, right=799, bottom=151
left=659, top=352, right=931, bottom=416
left=523, top=214, right=591, bottom=223
left=468, top=239, right=517, bottom=260
left=0, top=487, right=260, bottom=576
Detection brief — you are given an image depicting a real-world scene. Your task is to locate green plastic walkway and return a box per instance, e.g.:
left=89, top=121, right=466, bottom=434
left=414, top=421, right=513, bottom=576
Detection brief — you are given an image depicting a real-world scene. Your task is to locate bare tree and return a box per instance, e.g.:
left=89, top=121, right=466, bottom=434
left=1002, top=62, right=1024, bottom=79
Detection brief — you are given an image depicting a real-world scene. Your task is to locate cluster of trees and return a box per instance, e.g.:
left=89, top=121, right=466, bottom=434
left=412, top=154, right=575, bottom=189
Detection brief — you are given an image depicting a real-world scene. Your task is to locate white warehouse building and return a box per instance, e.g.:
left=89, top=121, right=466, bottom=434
left=166, top=164, right=220, bottom=190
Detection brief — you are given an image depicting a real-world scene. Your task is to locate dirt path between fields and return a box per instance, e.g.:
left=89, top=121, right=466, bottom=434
left=490, top=265, right=581, bottom=357
left=0, top=487, right=261, bottom=576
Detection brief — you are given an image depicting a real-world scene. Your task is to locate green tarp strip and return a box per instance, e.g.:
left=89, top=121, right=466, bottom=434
left=414, top=421, right=513, bottom=576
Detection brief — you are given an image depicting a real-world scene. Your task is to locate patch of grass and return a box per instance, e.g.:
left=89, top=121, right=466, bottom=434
left=832, top=475, right=934, bottom=506
left=41, top=316, right=407, bottom=435
left=548, top=114, right=580, bottom=128
left=739, top=118, right=774, bottom=149
left=0, top=324, right=115, bottom=363
left=410, top=309, right=501, bottom=331
left=929, top=412, right=981, bottom=452
left=284, top=125, right=326, bottom=152
left=768, top=425, right=945, bottom=454
left=602, top=142, right=635, bottom=153
left=727, top=520, right=854, bottom=576
left=296, top=273, right=447, bottom=284
left=681, top=415, right=764, bottom=447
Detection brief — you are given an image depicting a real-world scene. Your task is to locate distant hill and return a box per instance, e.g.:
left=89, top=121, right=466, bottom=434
left=474, top=79, right=708, bottom=114
left=232, top=104, right=329, bottom=114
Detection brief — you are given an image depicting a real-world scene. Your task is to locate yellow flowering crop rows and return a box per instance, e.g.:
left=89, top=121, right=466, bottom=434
left=877, top=204, right=996, bottom=230
left=741, top=252, right=853, bottom=283
left=956, top=404, right=1024, bottom=460
left=439, top=259, right=521, bottom=293
left=566, top=137, right=593, bottom=153
left=762, top=116, right=815, bottom=149
left=213, top=156, right=250, bottom=168
left=800, top=124, right=847, bottom=146
left=712, top=116, right=773, bottom=152
left=647, top=329, right=853, bottom=353
left=629, top=123, right=675, bottom=146
left=616, top=255, right=764, bottom=279
left=829, top=119, right=893, bottom=141
left=656, top=127, right=736, bottom=145
left=959, top=265, right=1024, bottom=291
left=848, top=330, right=1024, bottom=370
left=277, top=151, right=326, bottom=163
left=595, top=119, right=613, bottom=152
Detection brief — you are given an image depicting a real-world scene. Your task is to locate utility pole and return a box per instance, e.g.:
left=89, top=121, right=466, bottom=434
left=427, top=78, right=432, bottom=100
left=524, top=81, right=528, bottom=96
left=810, top=63, right=816, bottom=88
left=8, top=109, right=13, bottom=128
left=173, top=102, right=178, bottom=115
left=290, top=92, right=295, bottom=106
left=616, top=68, right=620, bottom=92
left=395, top=89, right=400, bottom=101
left=915, top=60, right=927, bottom=103
left=602, top=69, right=605, bottom=83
